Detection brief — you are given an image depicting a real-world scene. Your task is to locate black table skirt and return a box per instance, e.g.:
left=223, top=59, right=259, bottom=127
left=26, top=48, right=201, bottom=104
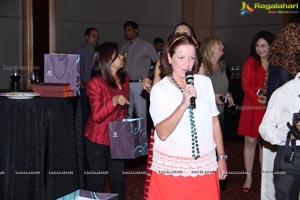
left=0, top=96, right=84, bottom=200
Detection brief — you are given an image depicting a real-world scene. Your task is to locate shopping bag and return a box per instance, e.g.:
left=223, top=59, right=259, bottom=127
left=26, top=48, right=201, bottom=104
left=109, top=118, right=148, bottom=159
left=44, top=54, right=80, bottom=96
left=56, top=189, right=118, bottom=200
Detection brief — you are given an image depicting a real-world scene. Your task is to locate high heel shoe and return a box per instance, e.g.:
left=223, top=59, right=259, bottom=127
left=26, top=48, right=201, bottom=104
left=242, top=177, right=252, bottom=193
left=242, top=187, right=251, bottom=193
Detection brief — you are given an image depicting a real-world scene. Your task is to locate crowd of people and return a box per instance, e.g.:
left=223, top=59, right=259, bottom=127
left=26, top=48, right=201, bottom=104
left=74, top=21, right=300, bottom=200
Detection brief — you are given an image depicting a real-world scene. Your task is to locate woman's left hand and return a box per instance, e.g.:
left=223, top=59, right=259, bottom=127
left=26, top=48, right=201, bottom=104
left=218, top=159, right=227, bottom=180
left=141, top=77, right=152, bottom=93
left=227, top=93, right=235, bottom=107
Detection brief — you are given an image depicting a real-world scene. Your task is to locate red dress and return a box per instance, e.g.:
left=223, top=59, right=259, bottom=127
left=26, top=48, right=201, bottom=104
left=143, top=129, right=155, bottom=200
left=238, top=56, right=266, bottom=138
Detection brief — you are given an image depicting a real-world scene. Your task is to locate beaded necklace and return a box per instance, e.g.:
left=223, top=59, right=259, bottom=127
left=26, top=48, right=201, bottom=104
left=169, top=74, right=200, bottom=159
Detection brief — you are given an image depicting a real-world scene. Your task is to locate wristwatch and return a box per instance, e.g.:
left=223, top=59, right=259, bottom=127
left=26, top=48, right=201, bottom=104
left=217, top=154, right=228, bottom=161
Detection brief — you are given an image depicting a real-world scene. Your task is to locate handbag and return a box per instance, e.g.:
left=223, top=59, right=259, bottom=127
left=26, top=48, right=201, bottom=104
left=44, top=54, right=80, bottom=96
left=109, top=117, right=148, bottom=159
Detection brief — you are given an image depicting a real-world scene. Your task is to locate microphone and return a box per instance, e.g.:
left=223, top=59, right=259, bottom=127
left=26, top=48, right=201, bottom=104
left=185, top=71, right=196, bottom=109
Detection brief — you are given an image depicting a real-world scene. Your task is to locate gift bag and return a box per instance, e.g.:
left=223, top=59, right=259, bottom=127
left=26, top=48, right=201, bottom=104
left=109, top=118, right=148, bottom=159
left=44, top=54, right=80, bottom=96
left=56, top=189, right=118, bottom=200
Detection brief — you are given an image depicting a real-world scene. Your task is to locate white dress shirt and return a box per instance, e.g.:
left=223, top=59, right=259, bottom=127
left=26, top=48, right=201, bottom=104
left=259, top=72, right=300, bottom=146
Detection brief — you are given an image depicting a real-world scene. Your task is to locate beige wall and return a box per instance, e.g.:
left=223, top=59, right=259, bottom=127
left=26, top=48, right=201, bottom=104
left=56, top=0, right=182, bottom=53
left=0, top=0, right=23, bottom=89
left=182, top=0, right=213, bottom=41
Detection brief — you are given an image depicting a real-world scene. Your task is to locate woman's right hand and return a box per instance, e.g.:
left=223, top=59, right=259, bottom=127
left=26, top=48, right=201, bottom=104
left=215, top=93, right=224, bottom=104
left=181, top=85, right=197, bottom=108
left=112, top=95, right=129, bottom=106
left=141, top=77, right=152, bottom=93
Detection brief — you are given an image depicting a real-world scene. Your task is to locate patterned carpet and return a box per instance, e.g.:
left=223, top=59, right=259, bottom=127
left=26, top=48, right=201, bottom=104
left=123, top=140, right=261, bottom=200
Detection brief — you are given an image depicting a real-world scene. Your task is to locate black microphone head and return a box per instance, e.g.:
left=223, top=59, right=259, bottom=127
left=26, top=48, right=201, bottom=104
left=185, top=71, right=194, bottom=85
left=185, top=71, right=193, bottom=76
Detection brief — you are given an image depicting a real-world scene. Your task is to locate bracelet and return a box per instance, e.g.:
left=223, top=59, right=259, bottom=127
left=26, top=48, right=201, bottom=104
left=217, top=154, right=228, bottom=160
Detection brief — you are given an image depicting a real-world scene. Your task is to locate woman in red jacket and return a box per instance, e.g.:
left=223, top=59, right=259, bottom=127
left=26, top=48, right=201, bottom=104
left=84, top=42, right=129, bottom=200
left=238, top=31, right=275, bottom=192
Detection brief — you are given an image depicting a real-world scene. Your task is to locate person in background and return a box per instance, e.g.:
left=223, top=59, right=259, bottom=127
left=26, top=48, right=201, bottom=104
left=120, top=21, right=158, bottom=126
left=172, top=22, right=197, bottom=38
left=266, top=23, right=299, bottom=100
left=259, top=71, right=300, bottom=200
left=84, top=42, right=129, bottom=200
left=198, top=36, right=235, bottom=119
left=198, top=36, right=234, bottom=191
left=148, top=34, right=227, bottom=199
left=260, top=22, right=300, bottom=200
left=237, top=31, right=276, bottom=193
left=141, top=22, right=198, bottom=92
left=152, top=37, right=164, bottom=58
left=75, top=27, right=99, bottom=127
left=146, top=37, right=164, bottom=91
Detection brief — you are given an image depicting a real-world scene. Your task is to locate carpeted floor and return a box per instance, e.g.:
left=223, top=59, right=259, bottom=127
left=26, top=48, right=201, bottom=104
left=123, top=140, right=261, bottom=200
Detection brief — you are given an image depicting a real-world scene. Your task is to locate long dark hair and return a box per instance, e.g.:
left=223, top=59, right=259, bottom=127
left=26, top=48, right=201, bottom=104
left=250, top=31, right=276, bottom=61
left=160, top=34, right=199, bottom=78
left=91, top=42, right=127, bottom=88
left=172, top=22, right=197, bottom=39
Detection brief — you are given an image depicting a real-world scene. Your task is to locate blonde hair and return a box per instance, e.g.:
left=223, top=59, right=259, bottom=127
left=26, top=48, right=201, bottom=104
left=200, top=36, right=225, bottom=75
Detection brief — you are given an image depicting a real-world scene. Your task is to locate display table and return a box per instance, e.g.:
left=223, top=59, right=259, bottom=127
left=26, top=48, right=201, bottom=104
left=0, top=96, right=84, bottom=200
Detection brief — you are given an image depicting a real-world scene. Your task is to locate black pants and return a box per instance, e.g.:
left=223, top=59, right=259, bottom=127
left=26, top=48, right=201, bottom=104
left=85, top=137, right=125, bottom=200
left=80, top=88, right=90, bottom=128
left=274, top=146, right=300, bottom=200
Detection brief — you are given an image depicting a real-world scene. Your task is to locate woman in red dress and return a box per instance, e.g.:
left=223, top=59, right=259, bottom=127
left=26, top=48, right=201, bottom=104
left=238, top=31, right=275, bottom=192
left=84, top=42, right=129, bottom=200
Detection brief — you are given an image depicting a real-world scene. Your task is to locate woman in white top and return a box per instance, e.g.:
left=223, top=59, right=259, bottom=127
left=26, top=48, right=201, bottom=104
left=148, top=34, right=227, bottom=200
